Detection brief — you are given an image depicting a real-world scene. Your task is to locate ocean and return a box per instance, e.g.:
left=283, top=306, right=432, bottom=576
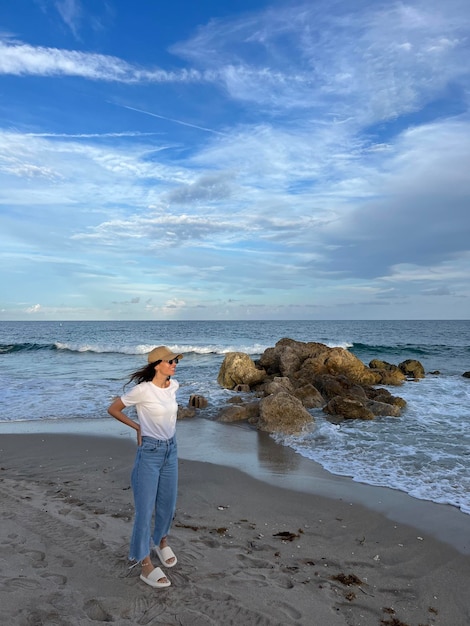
left=1, top=319, right=469, bottom=515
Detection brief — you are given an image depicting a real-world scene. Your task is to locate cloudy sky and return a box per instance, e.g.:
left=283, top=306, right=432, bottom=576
left=1, top=0, right=469, bottom=321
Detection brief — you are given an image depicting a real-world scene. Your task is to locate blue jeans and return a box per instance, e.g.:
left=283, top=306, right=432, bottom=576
left=129, top=435, right=178, bottom=562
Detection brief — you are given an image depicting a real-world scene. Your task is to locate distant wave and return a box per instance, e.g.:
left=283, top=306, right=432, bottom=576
left=0, top=339, right=413, bottom=358
left=0, top=339, right=420, bottom=357
left=3, top=340, right=460, bottom=360
left=0, top=342, right=56, bottom=354
left=0, top=341, right=269, bottom=357
left=350, top=342, right=465, bottom=358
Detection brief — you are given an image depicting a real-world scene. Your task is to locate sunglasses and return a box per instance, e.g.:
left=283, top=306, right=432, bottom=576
left=165, top=358, right=179, bottom=365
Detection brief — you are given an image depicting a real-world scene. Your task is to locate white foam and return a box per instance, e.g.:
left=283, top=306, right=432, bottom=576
left=273, top=376, right=470, bottom=515
left=54, top=341, right=269, bottom=356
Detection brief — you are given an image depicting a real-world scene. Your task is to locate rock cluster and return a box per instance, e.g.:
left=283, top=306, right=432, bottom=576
left=214, top=338, right=422, bottom=435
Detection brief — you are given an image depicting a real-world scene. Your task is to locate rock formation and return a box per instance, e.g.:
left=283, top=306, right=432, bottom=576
left=217, top=352, right=267, bottom=388
left=214, top=338, right=422, bottom=434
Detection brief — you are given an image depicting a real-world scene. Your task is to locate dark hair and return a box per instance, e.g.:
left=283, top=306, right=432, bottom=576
left=124, top=360, right=162, bottom=387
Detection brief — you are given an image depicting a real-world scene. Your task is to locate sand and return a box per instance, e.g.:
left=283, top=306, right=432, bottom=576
left=0, top=420, right=469, bottom=626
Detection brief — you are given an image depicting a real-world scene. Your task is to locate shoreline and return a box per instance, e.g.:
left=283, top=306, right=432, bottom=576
left=0, top=428, right=469, bottom=625
left=0, top=417, right=469, bottom=556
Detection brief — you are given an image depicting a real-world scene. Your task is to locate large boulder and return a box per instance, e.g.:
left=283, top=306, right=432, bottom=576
left=256, top=346, right=279, bottom=375
left=365, top=400, right=401, bottom=417
left=300, top=351, right=379, bottom=385
left=275, top=344, right=304, bottom=378
left=258, top=392, right=314, bottom=435
left=374, top=368, right=406, bottom=385
left=217, top=352, right=267, bottom=389
left=366, top=387, right=407, bottom=409
left=399, top=359, right=425, bottom=379
left=293, top=383, right=325, bottom=408
left=260, top=376, right=294, bottom=396
left=323, top=397, right=374, bottom=420
left=369, top=359, right=406, bottom=384
left=217, top=400, right=260, bottom=424
left=217, top=405, right=249, bottom=423
left=309, top=374, right=368, bottom=403
left=369, top=359, right=399, bottom=371
left=258, top=338, right=331, bottom=377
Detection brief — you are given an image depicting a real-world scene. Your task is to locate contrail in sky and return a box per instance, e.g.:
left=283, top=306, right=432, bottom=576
left=116, top=103, right=227, bottom=136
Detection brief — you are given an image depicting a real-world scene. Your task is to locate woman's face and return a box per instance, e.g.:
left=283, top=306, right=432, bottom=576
left=155, top=358, right=178, bottom=376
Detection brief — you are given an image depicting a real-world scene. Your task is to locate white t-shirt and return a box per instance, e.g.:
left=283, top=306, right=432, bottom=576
left=121, top=379, right=179, bottom=440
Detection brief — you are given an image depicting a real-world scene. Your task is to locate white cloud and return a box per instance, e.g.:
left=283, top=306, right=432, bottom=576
left=55, top=0, right=82, bottom=37
left=0, top=161, right=61, bottom=179
left=25, top=304, right=41, bottom=313
left=170, top=0, right=470, bottom=123
left=0, top=39, right=292, bottom=89
left=382, top=258, right=470, bottom=284
left=0, top=40, right=200, bottom=82
left=320, top=118, right=470, bottom=277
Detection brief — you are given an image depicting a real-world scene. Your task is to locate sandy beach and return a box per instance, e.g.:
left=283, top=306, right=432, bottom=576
left=1, top=420, right=469, bottom=626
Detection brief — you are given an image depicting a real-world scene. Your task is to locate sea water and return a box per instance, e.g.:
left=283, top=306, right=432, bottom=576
left=0, top=320, right=469, bottom=514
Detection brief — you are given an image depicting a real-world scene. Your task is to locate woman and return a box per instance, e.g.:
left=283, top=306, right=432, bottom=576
left=107, top=345, right=183, bottom=589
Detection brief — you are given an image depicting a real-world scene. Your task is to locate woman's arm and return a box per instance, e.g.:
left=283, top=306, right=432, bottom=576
left=107, top=397, right=142, bottom=445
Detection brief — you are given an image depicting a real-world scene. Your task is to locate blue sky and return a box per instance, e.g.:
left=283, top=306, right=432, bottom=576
left=1, top=0, right=469, bottom=321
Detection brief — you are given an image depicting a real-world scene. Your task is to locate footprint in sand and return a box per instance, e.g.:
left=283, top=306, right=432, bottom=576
left=70, top=510, right=86, bottom=520
left=0, top=511, right=16, bottom=520
left=89, top=538, right=106, bottom=551
left=85, top=520, right=101, bottom=530
left=83, top=598, right=113, bottom=622
left=274, top=600, right=302, bottom=621
left=231, top=570, right=269, bottom=586
left=236, top=553, right=271, bottom=569
left=19, top=608, right=70, bottom=626
left=58, top=507, right=71, bottom=515
left=2, top=577, right=43, bottom=591
left=18, top=548, right=47, bottom=568
left=40, top=572, right=68, bottom=586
